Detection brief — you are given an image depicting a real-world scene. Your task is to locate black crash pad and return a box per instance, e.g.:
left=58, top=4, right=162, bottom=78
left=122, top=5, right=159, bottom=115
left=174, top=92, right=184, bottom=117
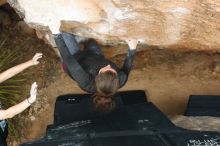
left=21, top=91, right=220, bottom=146
left=185, top=95, right=220, bottom=117
left=53, top=90, right=147, bottom=125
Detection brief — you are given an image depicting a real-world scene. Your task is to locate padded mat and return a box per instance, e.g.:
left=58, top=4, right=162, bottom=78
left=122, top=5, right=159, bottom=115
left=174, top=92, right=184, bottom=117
left=21, top=91, right=220, bottom=146
left=53, top=90, right=147, bottom=125
left=185, top=95, right=220, bottom=117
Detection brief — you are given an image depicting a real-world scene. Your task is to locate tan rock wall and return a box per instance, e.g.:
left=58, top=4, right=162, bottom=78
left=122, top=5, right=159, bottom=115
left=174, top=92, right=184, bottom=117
left=7, top=0, right=220, bottom=51
left=0, top=0, right=6, bottom=6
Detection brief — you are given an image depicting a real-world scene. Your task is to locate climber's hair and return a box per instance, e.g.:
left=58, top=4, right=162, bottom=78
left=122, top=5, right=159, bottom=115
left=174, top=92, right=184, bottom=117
left=93, top=94, right=116, bottom=113
left=94, top=70, right=119, bottom=113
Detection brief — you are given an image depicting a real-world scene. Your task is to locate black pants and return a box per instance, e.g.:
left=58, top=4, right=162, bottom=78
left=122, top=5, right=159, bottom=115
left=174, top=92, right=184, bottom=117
left=61, top=32, right=104, bottom=74
left=61, top=32, right=103, bottom=56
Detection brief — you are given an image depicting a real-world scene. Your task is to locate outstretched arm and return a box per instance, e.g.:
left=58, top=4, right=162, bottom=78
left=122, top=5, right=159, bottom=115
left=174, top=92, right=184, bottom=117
left=0, top=53, right=43, bottom=83
left=0, top=82, right=38, bottom=120
left=121, top=39, right=138, bottom=75
left=119, top=39, right=138, bottom=87
left=54, top=33, right=92, bottom=90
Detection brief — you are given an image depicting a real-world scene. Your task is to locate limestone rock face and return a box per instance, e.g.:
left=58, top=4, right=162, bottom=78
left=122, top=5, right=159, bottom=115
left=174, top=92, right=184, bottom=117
left=171, top=115, right=220, bottom=132
left=6, top=0, right=220, bottom=51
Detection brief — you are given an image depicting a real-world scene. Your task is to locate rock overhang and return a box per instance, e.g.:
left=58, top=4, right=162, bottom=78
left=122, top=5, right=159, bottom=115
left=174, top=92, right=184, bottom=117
left=5, top=0, right=220, bottom=51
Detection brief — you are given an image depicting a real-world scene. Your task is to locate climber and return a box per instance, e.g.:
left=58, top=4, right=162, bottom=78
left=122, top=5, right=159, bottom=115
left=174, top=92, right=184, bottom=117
left=0, top=53, right=42, bottom=146
left=52, top=30, right=138, bottom=113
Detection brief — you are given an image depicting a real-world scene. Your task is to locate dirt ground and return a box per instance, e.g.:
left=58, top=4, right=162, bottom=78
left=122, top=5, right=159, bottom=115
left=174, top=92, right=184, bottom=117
left=2, top=4, right=220, bottom=146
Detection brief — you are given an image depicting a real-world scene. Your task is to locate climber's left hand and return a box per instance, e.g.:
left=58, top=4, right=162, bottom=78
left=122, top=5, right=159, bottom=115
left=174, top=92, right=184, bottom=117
left=125, top=39, right=139, bottom=50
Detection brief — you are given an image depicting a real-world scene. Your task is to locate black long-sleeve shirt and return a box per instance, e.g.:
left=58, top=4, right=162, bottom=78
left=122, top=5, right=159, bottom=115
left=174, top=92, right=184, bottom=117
left=54, top=34, right=136, bottom=93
